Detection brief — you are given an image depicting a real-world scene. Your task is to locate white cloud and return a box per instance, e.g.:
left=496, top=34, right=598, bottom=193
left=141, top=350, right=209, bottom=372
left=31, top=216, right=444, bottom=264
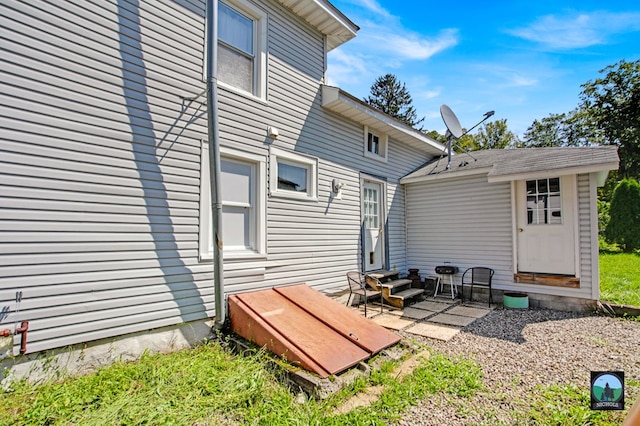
left=509, top=11, right=640, bottom=49
left=377, top=29, right=459, bottom=60
left=510, top=74, right=538, bottom=87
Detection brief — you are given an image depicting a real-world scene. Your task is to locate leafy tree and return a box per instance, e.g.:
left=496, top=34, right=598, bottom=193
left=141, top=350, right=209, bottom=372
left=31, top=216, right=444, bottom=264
left=580, top=59, right=640, bottom=179
left=522, top=110, right=604, bottom=148
left=604, top=178, right=640, bottom=252
left=423, top=129, right=447, bottom=144
left=364, top=74, right=424, bottom=129
left=474, top=119, right=519, bottom=149
left=454, top=119, right=518, bottom=151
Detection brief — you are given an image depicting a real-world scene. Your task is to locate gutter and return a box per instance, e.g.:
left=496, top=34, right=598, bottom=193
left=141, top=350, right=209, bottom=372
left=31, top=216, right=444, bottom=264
left=206, top=0, right=225, bottom=329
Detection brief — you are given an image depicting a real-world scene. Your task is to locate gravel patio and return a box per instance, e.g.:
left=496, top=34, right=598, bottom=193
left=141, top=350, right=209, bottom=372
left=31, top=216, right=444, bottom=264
left=392, top=307, right=640, bottom=425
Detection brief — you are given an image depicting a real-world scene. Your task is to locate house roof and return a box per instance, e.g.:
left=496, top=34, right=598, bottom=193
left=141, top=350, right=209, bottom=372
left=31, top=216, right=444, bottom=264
left=400, top=146, right=620, bottom=185
left=321, top=85, right=447, bottom=156
left=277, top=0, right=359, bottom=50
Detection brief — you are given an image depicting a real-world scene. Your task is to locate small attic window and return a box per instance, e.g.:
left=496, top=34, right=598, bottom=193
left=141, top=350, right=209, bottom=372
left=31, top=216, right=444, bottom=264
left=364, top=126, right=388, bottom=162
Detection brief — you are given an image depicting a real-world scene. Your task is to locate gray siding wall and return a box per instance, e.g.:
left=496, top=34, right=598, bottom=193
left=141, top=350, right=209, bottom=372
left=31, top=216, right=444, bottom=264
left=405, top=174, right=514, bottom=287
left=405, top=173, right=596, bottom=299
left=0, top=0, right=432, bottom=355
left=1, top=1, right=213, bottom=354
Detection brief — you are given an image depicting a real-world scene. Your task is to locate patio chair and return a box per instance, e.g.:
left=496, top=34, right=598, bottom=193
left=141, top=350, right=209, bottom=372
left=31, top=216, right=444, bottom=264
left=346, top=271, right=382, bottom=317
left=461, top=267, right=495, bottom=307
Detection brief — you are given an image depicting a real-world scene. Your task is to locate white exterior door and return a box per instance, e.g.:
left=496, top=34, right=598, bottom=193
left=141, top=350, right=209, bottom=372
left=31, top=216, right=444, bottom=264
left=516, top=176, right=576, bottom=275
left=362, top=181, right=384, bottom=272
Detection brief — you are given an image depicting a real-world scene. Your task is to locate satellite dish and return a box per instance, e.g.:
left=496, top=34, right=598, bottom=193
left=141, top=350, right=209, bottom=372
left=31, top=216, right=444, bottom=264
left=440, top=104, right=463, bottom=139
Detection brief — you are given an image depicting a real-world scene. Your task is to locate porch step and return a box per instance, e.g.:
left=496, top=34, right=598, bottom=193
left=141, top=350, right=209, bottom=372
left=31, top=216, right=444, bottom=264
left=382, top=287, right=424, bottom=309
left=380, top=278, right=413, bottom=290
left=366, top=271, right=423, bottom=309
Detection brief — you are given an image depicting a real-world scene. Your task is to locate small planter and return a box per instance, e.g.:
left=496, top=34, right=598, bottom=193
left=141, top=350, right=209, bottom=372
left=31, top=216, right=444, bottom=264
left=503, top=292, right=529, bottom=309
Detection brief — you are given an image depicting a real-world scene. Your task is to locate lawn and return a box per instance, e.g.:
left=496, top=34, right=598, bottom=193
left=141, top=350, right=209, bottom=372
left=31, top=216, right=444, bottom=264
left=0, top=252, right=636, bottom=425
left=599, top=251, right=640, bottom=307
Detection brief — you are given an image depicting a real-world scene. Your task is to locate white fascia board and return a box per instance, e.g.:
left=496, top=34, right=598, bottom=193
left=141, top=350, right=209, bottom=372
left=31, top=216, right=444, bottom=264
left=486, top=162, right=620, bottom=184
left=400, top=167, right=493, bottom=184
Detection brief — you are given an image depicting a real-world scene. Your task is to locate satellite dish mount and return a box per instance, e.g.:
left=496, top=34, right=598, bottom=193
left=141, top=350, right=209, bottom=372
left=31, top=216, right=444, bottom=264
left=440, top=105, right=495, bottom=169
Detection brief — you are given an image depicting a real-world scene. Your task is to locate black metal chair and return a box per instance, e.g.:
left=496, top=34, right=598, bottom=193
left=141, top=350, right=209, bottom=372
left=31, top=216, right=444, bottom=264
left=461, top=267, right=495, bottom=306
left=346, top=271, right=382, bottom=317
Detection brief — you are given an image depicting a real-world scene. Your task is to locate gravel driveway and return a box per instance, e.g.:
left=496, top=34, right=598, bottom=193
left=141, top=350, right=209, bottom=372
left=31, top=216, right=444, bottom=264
left=395, top=307, right=640, bottom=425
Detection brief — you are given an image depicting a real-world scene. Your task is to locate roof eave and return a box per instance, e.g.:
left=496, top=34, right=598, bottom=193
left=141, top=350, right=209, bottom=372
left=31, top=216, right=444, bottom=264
left=276, top=0, right=359, bottom=50
left=400, top=167, right=493, bottom=184
left=322, top=85, right=446, bottom=156
left=487, top=161, right=620, bottom=184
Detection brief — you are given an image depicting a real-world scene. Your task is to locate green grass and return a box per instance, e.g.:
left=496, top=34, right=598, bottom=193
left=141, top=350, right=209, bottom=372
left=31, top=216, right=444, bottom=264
left=599, top=251, right=640, bottom=306
left=0, top=342, right=483, bottom=426
left=2, top=339, right=638, bottom=424
left=522, top=383, right=636, bottom=426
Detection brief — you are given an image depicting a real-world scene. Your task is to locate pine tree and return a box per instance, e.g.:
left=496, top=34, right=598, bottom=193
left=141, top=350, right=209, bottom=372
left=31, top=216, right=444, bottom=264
left=364, top=74, right=424, bottom=129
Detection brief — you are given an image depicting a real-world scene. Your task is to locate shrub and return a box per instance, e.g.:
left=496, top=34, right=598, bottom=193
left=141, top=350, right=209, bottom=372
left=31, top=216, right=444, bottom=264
left=605, top=178, right=640, bottom=252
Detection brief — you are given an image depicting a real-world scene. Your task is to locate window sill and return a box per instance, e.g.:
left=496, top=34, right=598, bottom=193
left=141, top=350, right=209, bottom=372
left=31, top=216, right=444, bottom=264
left=218, top=82, right=267, bottom=105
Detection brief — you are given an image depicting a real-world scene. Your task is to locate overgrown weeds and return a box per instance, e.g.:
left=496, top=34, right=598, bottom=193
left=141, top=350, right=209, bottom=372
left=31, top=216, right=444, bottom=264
left=0, top=342, right=482, bottom=425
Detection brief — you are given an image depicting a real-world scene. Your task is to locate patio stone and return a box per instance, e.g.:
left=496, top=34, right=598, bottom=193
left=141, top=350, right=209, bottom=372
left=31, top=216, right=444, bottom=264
left=447, top=305, right=492, bottom=318
left=387, top=307, right=432, bottom=320
left=428, top=313, right=476, bottom=327
left=405, top=323, right=460, bottom=341
left=370, top=314, right=414, bottom=330
left=411, top=300, right=452, bottom=312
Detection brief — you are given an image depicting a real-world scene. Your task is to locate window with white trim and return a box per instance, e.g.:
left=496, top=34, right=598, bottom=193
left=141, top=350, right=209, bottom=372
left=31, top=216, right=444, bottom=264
left=269, top=147, right=318, bottom=200
left=363, top=126, right=388, bottom=161
left=200, top=144, right=266, bottom=260
left=525, top=177, right=562, bottom=225
left=217, top=0, right=267, bottom=99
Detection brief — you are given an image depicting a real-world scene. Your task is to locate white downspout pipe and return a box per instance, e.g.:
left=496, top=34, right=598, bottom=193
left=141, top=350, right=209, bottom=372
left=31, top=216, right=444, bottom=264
left=206, top=0, right=225, bottom=329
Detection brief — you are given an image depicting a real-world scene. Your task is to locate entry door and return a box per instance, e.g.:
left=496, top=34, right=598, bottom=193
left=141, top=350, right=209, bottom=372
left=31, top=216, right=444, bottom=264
left=362, top=181, right=384, bottom=272
left=516, top=176, right=576, bottom=275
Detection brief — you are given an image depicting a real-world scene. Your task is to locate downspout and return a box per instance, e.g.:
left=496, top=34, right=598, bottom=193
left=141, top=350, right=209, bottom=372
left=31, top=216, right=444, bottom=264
left=206, top=0, right=225, bottom=329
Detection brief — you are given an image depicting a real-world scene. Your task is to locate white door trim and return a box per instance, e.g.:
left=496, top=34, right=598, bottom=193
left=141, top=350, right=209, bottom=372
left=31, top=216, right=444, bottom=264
left=361, top=177, right=386, bottom=272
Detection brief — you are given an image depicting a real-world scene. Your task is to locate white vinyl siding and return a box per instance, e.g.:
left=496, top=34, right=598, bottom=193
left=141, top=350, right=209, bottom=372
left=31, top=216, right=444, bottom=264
left=405, top=175, right=514, bottom=287
left=0, top=0, right=211, bottom=355
left=0, top=0, right=434, bottom=359
left=405, top=173, right=596, bottom=300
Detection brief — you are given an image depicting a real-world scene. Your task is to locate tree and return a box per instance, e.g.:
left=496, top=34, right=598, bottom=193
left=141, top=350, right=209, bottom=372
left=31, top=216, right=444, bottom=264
left=580, top=59, right=640, bottom=178
left=364, top=74, right=424, bottom=129
left=522, top=109, right=604, bottom=148
left=454, top=119, right=519, bottom=151
left=604, top=178, right=640, bottom=252
left=474, top=119, right=519, bottom=149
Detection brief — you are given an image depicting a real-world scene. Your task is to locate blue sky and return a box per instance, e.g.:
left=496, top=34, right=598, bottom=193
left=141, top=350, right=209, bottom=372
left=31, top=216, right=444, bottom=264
left=327, top=0, right=640, bottom=137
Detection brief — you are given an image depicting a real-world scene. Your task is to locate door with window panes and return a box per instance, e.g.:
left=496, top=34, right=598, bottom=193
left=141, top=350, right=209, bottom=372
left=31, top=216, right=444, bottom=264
left=362, top=181, right=385, bottom=272
left=516, top=176, right=576, bottom=275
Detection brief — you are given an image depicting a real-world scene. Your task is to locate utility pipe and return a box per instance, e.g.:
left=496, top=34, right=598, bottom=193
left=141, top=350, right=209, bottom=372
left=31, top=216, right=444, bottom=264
left=206, top=0, right=225, bottom=329
left=15, top=321, right=28, bottom=354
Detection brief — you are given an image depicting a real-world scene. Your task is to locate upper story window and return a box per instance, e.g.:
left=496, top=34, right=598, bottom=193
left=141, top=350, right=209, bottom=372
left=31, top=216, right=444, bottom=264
left=269, top=147, right=318, bottom=201
left=363, top=126, right=388, bottom=162
left=217, top=0, right=267, bottom=99
left=526, top=177, right=562, bottom=225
